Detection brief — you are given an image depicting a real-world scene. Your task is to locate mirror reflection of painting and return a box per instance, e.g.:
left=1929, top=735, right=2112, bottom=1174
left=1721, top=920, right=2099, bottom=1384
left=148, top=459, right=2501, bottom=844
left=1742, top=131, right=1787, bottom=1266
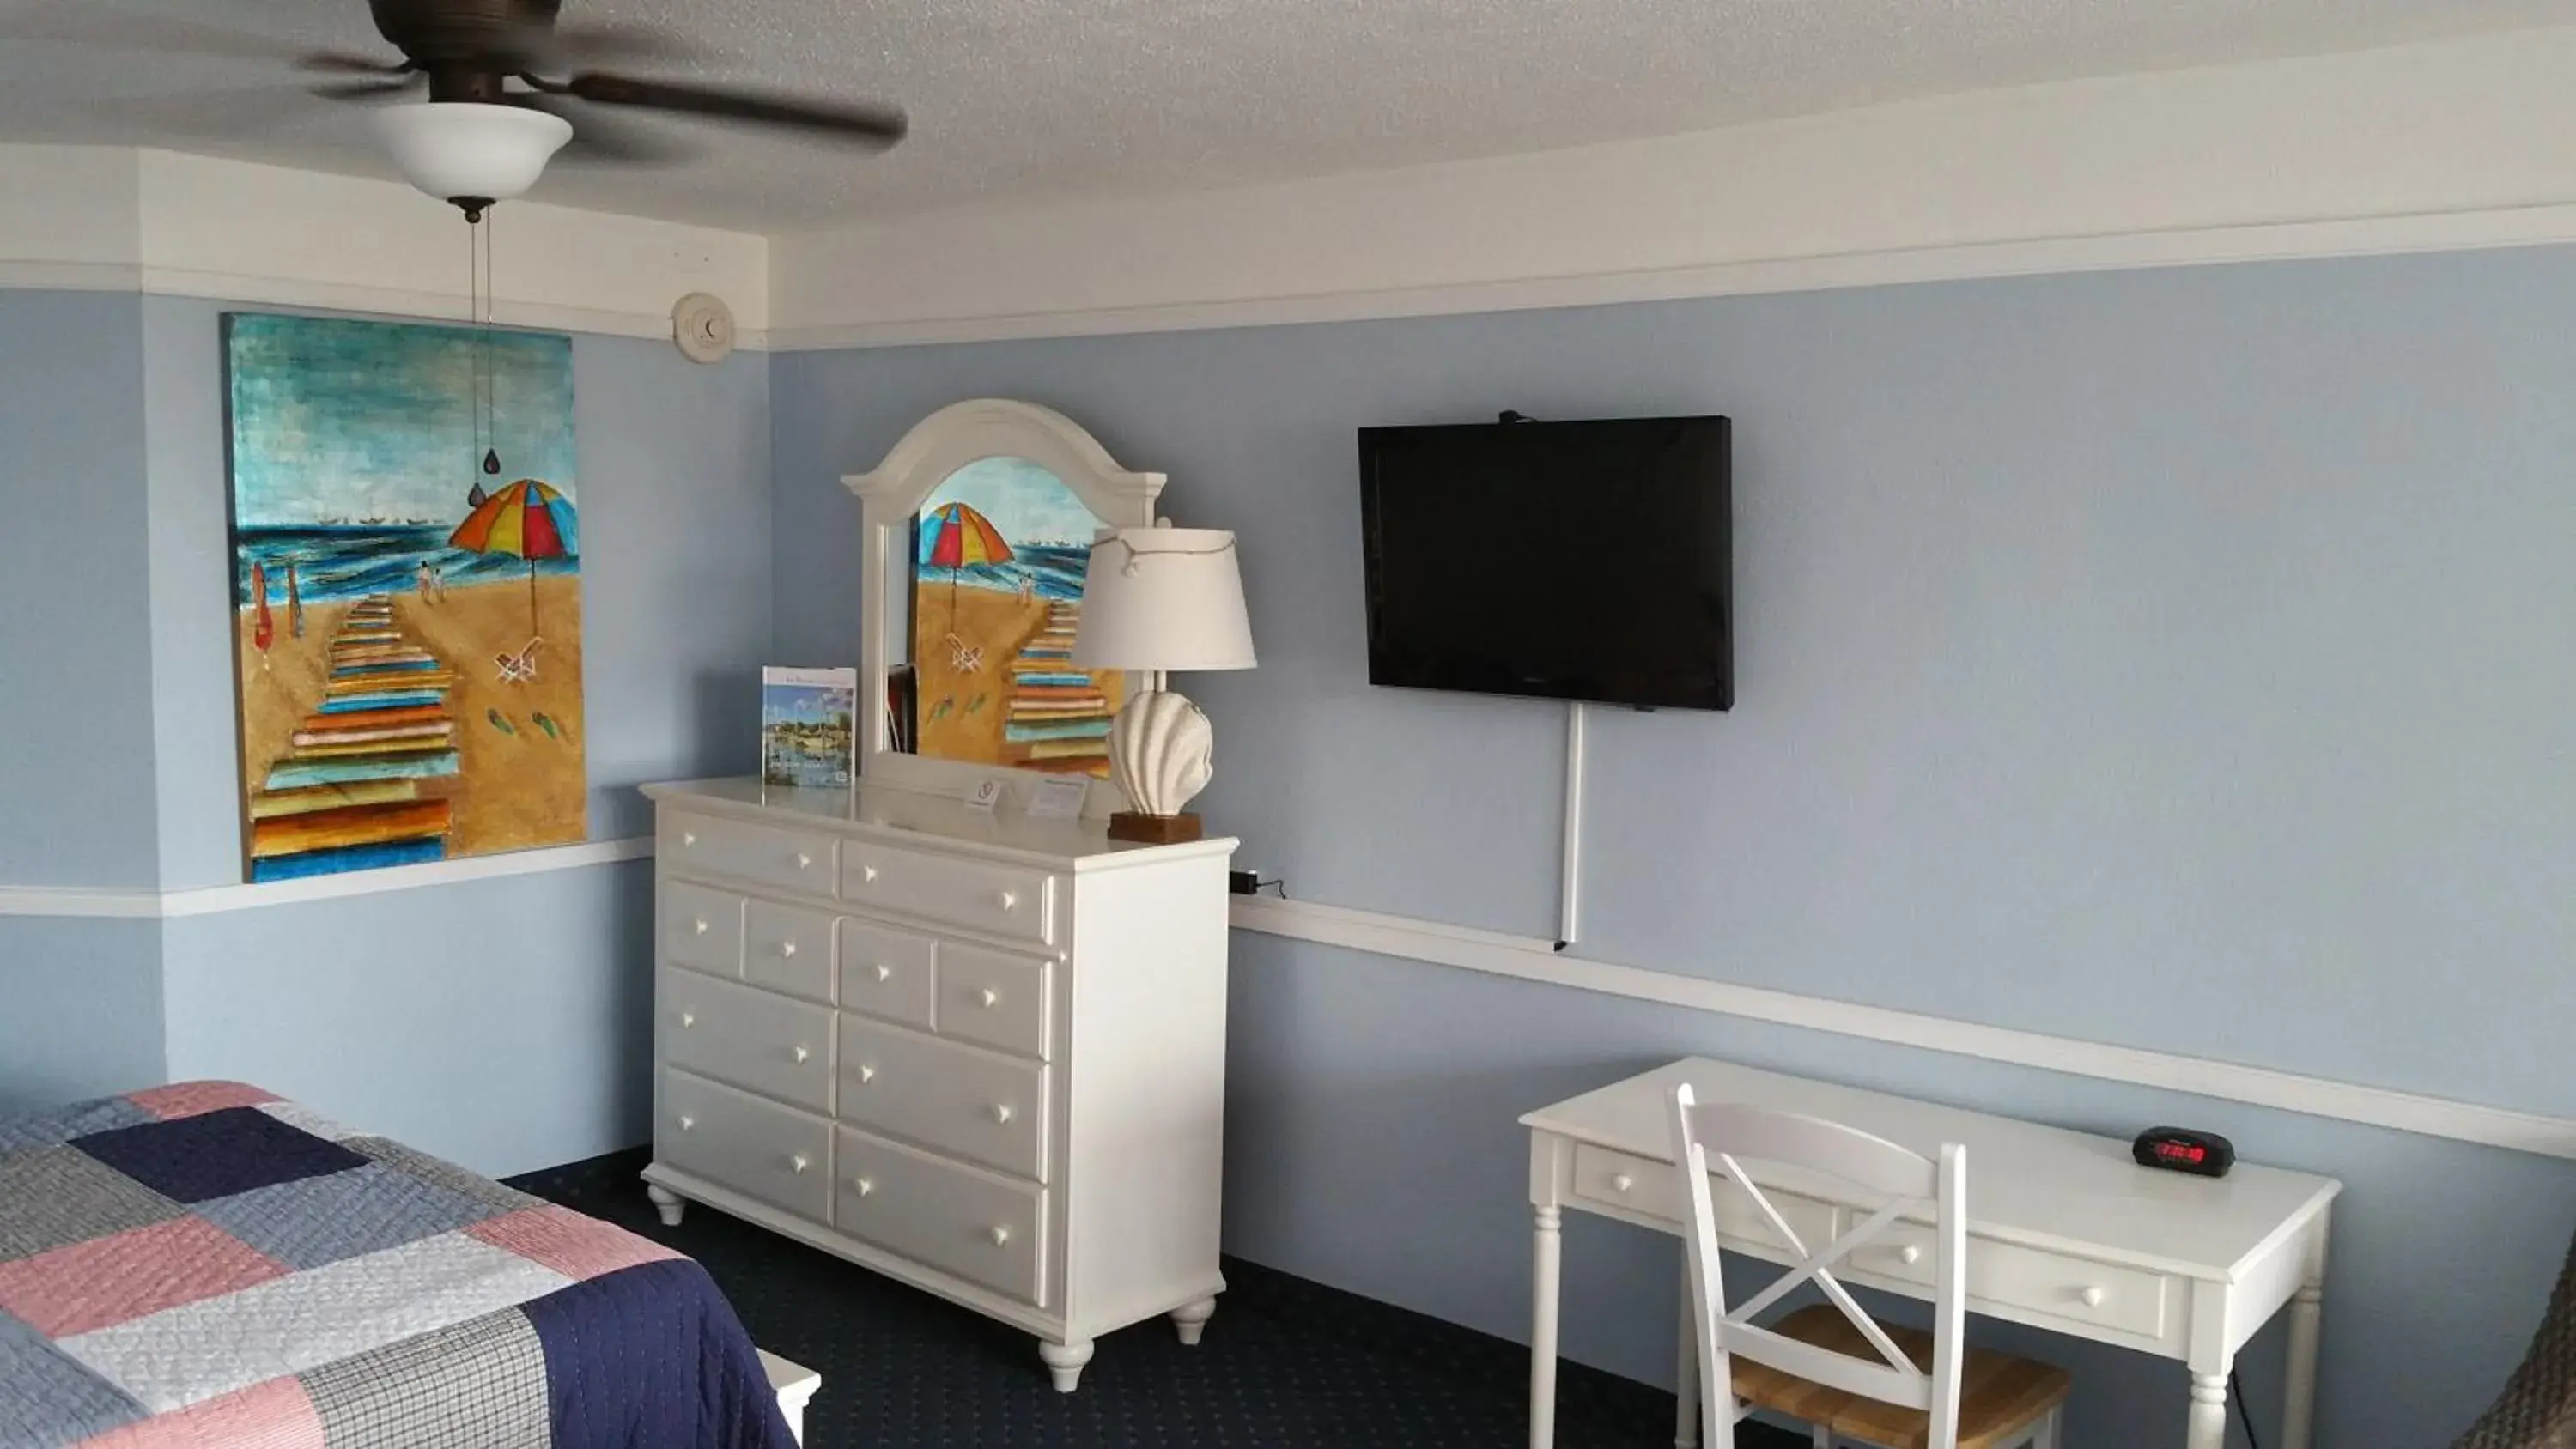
left=908, top=458, right=1124, bottom=777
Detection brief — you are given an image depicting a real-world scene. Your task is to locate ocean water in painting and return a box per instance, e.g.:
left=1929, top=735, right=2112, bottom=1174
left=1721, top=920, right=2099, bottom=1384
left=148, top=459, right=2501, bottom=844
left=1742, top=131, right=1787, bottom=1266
left=225, top=312, right=586, bottom=883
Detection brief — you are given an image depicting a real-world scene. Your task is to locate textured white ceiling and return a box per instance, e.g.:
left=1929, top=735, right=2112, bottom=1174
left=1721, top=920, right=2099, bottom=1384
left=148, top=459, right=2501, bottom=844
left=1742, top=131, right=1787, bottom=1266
left=3, top=0, right=2573, bottom=231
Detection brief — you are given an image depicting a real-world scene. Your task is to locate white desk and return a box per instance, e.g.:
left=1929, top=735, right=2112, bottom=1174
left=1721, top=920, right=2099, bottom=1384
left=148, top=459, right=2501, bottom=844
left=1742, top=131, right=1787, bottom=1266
left=1523, top=1058, right=2340, bottom=1449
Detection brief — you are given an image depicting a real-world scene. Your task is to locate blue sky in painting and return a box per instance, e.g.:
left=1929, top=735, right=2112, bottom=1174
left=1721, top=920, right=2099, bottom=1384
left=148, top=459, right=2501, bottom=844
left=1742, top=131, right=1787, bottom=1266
left=227, top=313, right=576, bottom=528
left=920, top=457, right=1104, bottom=547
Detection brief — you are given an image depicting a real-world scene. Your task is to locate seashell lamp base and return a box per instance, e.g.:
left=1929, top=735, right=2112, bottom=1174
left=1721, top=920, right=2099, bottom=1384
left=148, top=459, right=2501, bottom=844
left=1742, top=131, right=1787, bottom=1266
left=1103, top=689, right=1218, bottom=845
left=1108, top=809, right=1204, bottom=843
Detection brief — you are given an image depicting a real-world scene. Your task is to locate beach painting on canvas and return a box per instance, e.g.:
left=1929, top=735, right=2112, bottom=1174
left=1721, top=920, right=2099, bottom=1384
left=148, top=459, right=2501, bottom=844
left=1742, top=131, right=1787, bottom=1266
left=225, top=312, right=586, bottom=882
left=910, top=458, right=1123, bottom=776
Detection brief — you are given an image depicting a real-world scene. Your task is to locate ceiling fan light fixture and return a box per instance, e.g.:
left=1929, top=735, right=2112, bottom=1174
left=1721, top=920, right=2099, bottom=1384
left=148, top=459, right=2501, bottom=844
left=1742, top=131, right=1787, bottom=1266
left=371, top=102, right=573, bottom=209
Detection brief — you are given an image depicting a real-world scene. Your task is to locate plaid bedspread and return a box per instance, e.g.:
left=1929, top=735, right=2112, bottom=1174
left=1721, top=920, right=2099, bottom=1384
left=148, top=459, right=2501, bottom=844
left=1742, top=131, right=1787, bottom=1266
left=0, top=1082, right=797, bottom=1449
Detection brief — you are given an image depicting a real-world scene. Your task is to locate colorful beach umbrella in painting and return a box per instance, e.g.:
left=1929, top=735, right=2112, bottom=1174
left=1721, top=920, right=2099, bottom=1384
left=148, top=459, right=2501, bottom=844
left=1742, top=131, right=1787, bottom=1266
left=448, top=478, right=579, bottom=633
left=921, top=501, right=1014, bottom=570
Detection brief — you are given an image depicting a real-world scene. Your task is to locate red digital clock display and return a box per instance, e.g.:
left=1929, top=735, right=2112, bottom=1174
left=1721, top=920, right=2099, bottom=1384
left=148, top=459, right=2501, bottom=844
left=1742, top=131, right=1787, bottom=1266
left=2133, top=1128, right=2233, bottom=1177
left=2154, top=1142, right=2207, bottom=1164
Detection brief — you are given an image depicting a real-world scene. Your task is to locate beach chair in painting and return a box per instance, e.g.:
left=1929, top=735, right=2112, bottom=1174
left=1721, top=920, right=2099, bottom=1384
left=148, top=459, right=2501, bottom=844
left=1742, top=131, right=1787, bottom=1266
left=494, top=636, right=544, bottom=683
left=942, top=631, right=987, bottom=673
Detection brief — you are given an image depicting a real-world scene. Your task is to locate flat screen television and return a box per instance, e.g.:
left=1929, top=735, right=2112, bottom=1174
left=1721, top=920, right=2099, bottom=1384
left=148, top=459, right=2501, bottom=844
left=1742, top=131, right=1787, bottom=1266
left=1358, top=414, right=1732, bottom=711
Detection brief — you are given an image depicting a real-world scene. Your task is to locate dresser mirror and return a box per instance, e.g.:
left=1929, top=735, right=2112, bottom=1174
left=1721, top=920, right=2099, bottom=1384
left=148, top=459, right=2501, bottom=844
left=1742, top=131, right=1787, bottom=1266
left=846, top=401, right=1165, bottom=814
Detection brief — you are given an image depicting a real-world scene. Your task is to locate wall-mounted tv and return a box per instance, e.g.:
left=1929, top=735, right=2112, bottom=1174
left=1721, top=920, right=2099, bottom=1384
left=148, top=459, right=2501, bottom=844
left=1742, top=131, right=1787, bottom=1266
left=1358, top=415, right=1732, bottom=711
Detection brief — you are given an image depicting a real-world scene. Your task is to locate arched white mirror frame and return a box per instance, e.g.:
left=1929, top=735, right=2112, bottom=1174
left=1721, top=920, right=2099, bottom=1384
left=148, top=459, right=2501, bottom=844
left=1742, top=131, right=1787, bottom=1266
left=843, top=399, right=1165, bottom=815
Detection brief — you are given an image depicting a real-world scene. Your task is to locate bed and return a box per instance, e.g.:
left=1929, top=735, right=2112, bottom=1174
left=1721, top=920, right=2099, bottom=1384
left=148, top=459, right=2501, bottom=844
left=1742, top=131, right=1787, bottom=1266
left=0, top=1082, right=799, bottom=1449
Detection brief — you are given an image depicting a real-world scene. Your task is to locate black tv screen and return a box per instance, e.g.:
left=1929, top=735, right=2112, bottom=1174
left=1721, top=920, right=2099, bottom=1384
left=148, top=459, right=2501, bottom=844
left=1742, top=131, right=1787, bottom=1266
left=1358, top=415, right=1732, bottom=711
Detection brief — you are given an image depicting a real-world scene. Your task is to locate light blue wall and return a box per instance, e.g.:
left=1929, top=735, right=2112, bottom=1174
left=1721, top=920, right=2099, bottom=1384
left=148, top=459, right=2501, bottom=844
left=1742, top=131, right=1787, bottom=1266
left=0, top=919, right=165, bottom=1113
left=769, top=245, right=2576, bottom=1445
left=0, top=290, right=159, bottom=888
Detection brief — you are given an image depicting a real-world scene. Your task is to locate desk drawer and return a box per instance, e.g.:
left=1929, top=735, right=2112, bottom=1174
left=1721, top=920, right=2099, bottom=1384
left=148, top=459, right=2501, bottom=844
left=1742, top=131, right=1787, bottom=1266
left=1851, top=1228, right=2170, bottom=1340
left=744, top=900, right=836, bottom=1004
left=1571, top=1143, right=1837, bottom=1259
left=664, top=967, right=835, bottom=1113
left=835, top=1128, right=1047, bottom=1307
left=661, top=882, right=743, bottom=976
left=937, top=943, right=1052, bottom=1060
left=838, top=919, right=937, bottom=1030
left=660, top=1070, right=830, bottom=1222
left=838, top=1017, right=1049, bottom=1182
left=666, top=812, right=840, bottom=898
left=843, top=847, right=1054, bottom=946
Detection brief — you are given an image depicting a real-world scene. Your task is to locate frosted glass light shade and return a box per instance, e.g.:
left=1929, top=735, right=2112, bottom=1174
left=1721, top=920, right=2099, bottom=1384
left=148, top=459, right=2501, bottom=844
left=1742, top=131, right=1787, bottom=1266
left=1071, top=529, right=1256, bottom=672
left=371, top=103, right=573, bottom=203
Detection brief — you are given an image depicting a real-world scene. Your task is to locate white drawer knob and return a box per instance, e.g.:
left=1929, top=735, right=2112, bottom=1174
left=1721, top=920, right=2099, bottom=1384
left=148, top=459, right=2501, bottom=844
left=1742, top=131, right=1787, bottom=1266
left=979, top=987, right=1000, bottom=1009
left=682, top=831, right=697, bottom=847
left=679, top=1011, right=696, bottom=1029
left=861, top=864, right=879, bottom=883
left=780, top=939, right=799, bottom=958
left=692, top=918, right=709, bottom=936
left=793, top=1045, right=811, bottom=1064
left=988, top=1226, right=1011, bottom=1246
left=2079, top=1286, right=2106, bottom=1308
left=1610, top=1173, right=1633, bottom=1194
left=873, top=963, right=894, bottom=982
left=790, top=1154, right=811, bottom=1174
left=851, top=1177, right=874, bottom=1197
left=858, top=1064, right=877, bottom=1083
left=795, top=852, right=813, bottom=869
left=1899, top=1245, right=1923, bottom=1265
left=991, top=1103, right=1013, bottom=1125
left=677, top=1115, right=696, bottom=1131
left=996, top=891, right=1018, bottom=911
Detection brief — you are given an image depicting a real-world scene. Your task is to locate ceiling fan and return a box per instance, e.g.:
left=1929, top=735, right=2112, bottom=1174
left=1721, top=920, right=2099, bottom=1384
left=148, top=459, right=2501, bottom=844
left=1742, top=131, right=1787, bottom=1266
left=15, top=0, right=908, bottom=217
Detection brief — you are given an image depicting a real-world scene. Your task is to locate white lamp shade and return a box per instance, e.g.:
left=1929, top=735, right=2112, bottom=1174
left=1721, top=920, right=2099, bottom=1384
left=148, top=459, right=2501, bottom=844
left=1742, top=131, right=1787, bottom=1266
left=371, top=103, right=573, bottom=203
left=1072, top=528, right=1256, bottom=672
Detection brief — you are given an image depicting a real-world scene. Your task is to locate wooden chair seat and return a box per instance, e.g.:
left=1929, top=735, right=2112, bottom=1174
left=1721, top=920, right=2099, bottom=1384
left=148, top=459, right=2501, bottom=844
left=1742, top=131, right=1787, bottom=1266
left=1731, top=1305, right=2073, bottom=1449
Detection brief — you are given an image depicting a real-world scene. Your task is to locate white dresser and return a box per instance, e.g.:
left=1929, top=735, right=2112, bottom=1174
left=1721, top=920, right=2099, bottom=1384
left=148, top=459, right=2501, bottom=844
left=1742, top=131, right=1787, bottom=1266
left=639, top=778, right=1237, bottom=1391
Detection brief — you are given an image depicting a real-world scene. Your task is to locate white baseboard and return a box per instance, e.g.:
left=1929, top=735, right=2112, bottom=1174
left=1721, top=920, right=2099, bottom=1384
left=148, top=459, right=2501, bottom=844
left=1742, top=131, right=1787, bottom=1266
left=1229, top=895, right=2576, bottom=1161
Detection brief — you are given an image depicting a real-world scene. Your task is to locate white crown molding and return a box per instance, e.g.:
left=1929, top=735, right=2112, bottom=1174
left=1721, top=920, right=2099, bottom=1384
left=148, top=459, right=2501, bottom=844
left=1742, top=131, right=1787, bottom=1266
left=769, top=25, right=2576, bottom=349
left=0, top=146, right=771, bottom=346
left=0, top=837, right=653, bottom=920
left=1229, top=895, right=2576, bottom=1162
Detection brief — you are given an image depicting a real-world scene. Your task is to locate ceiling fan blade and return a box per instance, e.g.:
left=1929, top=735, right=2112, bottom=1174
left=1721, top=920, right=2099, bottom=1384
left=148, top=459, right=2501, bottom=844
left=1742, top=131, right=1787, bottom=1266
left=295, top=51, right=413, bottom=76
left=310, top=76, right=425, bottom=102
left=0, top=1, right=305, bottom=60
left=509, top=92, right=698, bottom=165
left=564, top=73, right=907, bottom=148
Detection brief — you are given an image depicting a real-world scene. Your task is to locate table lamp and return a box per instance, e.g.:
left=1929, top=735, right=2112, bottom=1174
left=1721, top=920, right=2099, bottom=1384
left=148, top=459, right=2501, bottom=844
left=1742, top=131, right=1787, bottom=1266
left=1070, top=527, right=1256, bottom=842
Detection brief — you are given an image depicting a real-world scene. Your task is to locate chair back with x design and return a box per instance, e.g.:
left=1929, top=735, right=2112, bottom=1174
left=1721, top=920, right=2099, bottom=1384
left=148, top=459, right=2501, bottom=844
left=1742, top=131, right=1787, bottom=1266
left=1668, top=1083, right=1968, bottom=1449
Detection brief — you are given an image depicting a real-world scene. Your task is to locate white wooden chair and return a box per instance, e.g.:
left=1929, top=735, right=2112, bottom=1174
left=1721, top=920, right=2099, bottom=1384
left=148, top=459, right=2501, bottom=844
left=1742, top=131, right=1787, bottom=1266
left=1668, top=1083, right=2070, bottom=1449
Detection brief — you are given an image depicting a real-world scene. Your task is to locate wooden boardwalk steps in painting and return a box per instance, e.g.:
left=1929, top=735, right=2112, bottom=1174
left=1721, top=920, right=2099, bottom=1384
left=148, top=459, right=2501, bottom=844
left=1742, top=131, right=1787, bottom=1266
left=1004, top=601, right=1114, bottom=768
left=246, top=595, right=459, bottom=879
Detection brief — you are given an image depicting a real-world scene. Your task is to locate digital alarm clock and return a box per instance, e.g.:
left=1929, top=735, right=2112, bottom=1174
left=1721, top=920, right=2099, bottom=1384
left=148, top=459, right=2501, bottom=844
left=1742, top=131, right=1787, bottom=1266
left=2133, top=1127, right=2234, bottom=1178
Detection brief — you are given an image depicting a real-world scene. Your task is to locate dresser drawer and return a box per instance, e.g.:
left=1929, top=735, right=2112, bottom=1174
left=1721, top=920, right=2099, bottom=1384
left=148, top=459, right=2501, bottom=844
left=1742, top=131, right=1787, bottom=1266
left=835, top=1128, right=1048, bottom=1307
left=665, top=811, right=840, bottom=898
left=660, top=1070, right=830, bottom=1222
left=661, top=882, right=743, bottom=976
left=936, top=944, right=1052, bottom=1060
left=837, top=919, right=937, bottom=1031
left=744, top=900, right=837, bottom=1004
left=838, top=1017, right=1049, bottom=1182
left=663, top=967, right=835, bottom=1113
left=1850, top=1226, right=2171, bottom=1340
left=1571, top=1143, right=1838, bottom=1260
left=842, top=846, right=1055, bottom=946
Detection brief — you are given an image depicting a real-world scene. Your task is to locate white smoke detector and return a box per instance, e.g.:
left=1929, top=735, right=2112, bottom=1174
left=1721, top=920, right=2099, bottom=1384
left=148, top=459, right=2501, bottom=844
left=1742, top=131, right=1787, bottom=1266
left=671, top=292, right=736, bottom=364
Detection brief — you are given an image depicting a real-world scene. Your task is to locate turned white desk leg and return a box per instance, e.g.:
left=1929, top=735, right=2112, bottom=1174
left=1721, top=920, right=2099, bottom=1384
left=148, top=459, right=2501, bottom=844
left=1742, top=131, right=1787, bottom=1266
left=1038, top=1338, right=1093, bottom=1393
left=2281, top=1215, right=2329, bottom=1449
left=1171, top=1296, right=1217, bottom=1347
left=1531, top=1203, right=1563, bottom=1449
left=2187, top=1373, right=2229, bottom=1449
left=644, top=1183, right=684, bottom=1228
left=1675, top=1252, right=1701, bottom=1449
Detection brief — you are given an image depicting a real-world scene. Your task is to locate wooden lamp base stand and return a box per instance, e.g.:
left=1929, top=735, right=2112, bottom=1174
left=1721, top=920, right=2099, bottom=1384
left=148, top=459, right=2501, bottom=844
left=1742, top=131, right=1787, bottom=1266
left=1108, top=810, right=1203, bottom=844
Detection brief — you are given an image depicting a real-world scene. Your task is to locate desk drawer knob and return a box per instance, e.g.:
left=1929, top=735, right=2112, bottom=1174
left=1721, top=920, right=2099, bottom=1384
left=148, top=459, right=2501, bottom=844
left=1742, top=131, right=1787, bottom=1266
left=988, top=1226, right=1011, bottom=1246
left=858, top=1064, right=877, bottom=1083
left=1609, top=1173, right=1633, bottom=1194
left=692, top=918, right=710, bottom=936
left=679, top=1011, right=696, bottom=1029
left=682, top=831, right=697, bottom=847
left=795, top=852, right=814, bottom=869
left=2079, top=1286, right=2106, bottom=1308
left=873, top=963, right=894, bottom=983
left=860, top=865, right=879, bottom=883
left=996, top=891, right=1018, bottom=912
left=990, top=1103, right=1014, bottom=1125
left=979, top=987, right=1001, bottom=1009
left=779, top=939, right=799, bottom=958
left=790, top=1154, right=811, bottom=1174
left=793, top=1045, right=811, bottom=1064
left=851, top=1177, right=873, bottom=1197
left=1898, top=1245, right=1923, bottom=1266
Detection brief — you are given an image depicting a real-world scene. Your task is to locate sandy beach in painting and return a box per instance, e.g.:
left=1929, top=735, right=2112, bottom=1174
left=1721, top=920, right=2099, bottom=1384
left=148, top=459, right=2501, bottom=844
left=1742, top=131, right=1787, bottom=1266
left=235, top=576, right=585, bottom=863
